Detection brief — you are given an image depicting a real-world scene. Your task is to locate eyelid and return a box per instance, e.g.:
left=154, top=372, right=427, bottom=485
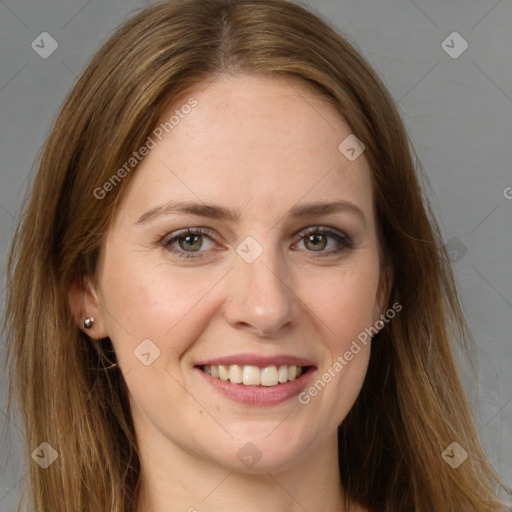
left=160, top=225, right=353, bottom=259
left=160, top=227, right=217, bottom=244
left=295, top=226, right=353, bottom=247
left=160, top=227, right=220, bottom=254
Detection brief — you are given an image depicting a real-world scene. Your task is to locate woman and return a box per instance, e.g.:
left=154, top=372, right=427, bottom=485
left=3, top=0, right=509, bottom=510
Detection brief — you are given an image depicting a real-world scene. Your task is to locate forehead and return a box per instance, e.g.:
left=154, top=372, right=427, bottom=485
left=114, top=74, right=374, bottom=226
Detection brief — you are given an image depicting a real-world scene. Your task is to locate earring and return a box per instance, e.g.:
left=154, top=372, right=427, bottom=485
left=84, top=317, right=95, bottom=329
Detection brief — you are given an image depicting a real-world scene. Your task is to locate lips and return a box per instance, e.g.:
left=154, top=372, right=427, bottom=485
left=195, top=353, right=316, bottom=368
left=194, top=353, right=317, bottom=406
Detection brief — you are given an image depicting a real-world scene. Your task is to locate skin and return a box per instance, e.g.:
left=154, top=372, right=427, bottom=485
left=69, top=74, right=391, bottom=512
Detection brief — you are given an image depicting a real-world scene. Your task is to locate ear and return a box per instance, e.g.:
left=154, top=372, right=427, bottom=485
left=68, top=275, right=109, bottom=339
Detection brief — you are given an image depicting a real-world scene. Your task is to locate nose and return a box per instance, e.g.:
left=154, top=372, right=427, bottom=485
left=223, top=248, right=298, bottom=338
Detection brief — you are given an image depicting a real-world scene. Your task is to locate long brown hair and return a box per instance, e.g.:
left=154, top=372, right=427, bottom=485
left=3, top=0, right=509, bottom=510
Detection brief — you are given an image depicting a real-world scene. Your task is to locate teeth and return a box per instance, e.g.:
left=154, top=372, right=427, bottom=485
left=202, top=364, right=306, bottom=386
left=219, top=364, right=229, bottom=381
left=243, top=365, right=261, bottom=385
left=277, top=364, right=288, bottom=383
left=229, top=364, right=243, bottom=384
left=261, top=366, right=278, bottom=386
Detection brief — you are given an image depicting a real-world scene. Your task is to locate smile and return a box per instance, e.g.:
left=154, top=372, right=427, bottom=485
left=201, top=364, right=305, bottom=387
left=195, top=358, right=316, bottom=406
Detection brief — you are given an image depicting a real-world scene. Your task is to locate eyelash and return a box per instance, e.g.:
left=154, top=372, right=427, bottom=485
left=159, top=226, right=354, bottom=260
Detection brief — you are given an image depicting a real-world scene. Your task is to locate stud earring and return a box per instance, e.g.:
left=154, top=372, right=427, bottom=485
left=84, top=317, right=95, bottom=329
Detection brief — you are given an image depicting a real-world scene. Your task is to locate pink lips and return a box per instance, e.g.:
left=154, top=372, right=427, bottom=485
left=194, top=353, right=317, bottom=406
left=195, top=353, right=316, bottom=367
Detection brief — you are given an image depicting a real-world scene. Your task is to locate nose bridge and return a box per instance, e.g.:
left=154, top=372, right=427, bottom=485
left=224, top=235, right=296, bottom=336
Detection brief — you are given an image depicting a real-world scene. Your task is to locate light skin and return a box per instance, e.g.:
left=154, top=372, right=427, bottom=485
left=69, top=74, right=391, bottom=512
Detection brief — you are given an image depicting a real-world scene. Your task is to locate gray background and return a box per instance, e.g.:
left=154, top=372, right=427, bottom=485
left=1, top=0, right=511, bottom=509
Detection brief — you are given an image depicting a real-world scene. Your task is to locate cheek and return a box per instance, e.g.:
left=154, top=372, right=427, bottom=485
left=305, top=259, right=380, bottom=349
left=99, top=249, right=228, bottom=372
left=297, top=258, right=378, bottom=418
left=312, top=343, right=371, bottom=433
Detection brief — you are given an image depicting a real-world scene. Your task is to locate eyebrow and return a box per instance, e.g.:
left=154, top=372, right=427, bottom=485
left=135, top=199, right=366, bottom=227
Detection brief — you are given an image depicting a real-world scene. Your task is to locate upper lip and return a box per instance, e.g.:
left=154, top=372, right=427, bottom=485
left=195, top=353, right=316, bottom=368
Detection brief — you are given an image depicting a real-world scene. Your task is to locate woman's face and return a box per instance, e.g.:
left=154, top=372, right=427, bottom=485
left=83, top=74, right=388, bottom=473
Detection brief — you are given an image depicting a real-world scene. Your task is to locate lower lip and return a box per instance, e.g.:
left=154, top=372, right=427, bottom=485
left=195, top=367, right=315, bottom=406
